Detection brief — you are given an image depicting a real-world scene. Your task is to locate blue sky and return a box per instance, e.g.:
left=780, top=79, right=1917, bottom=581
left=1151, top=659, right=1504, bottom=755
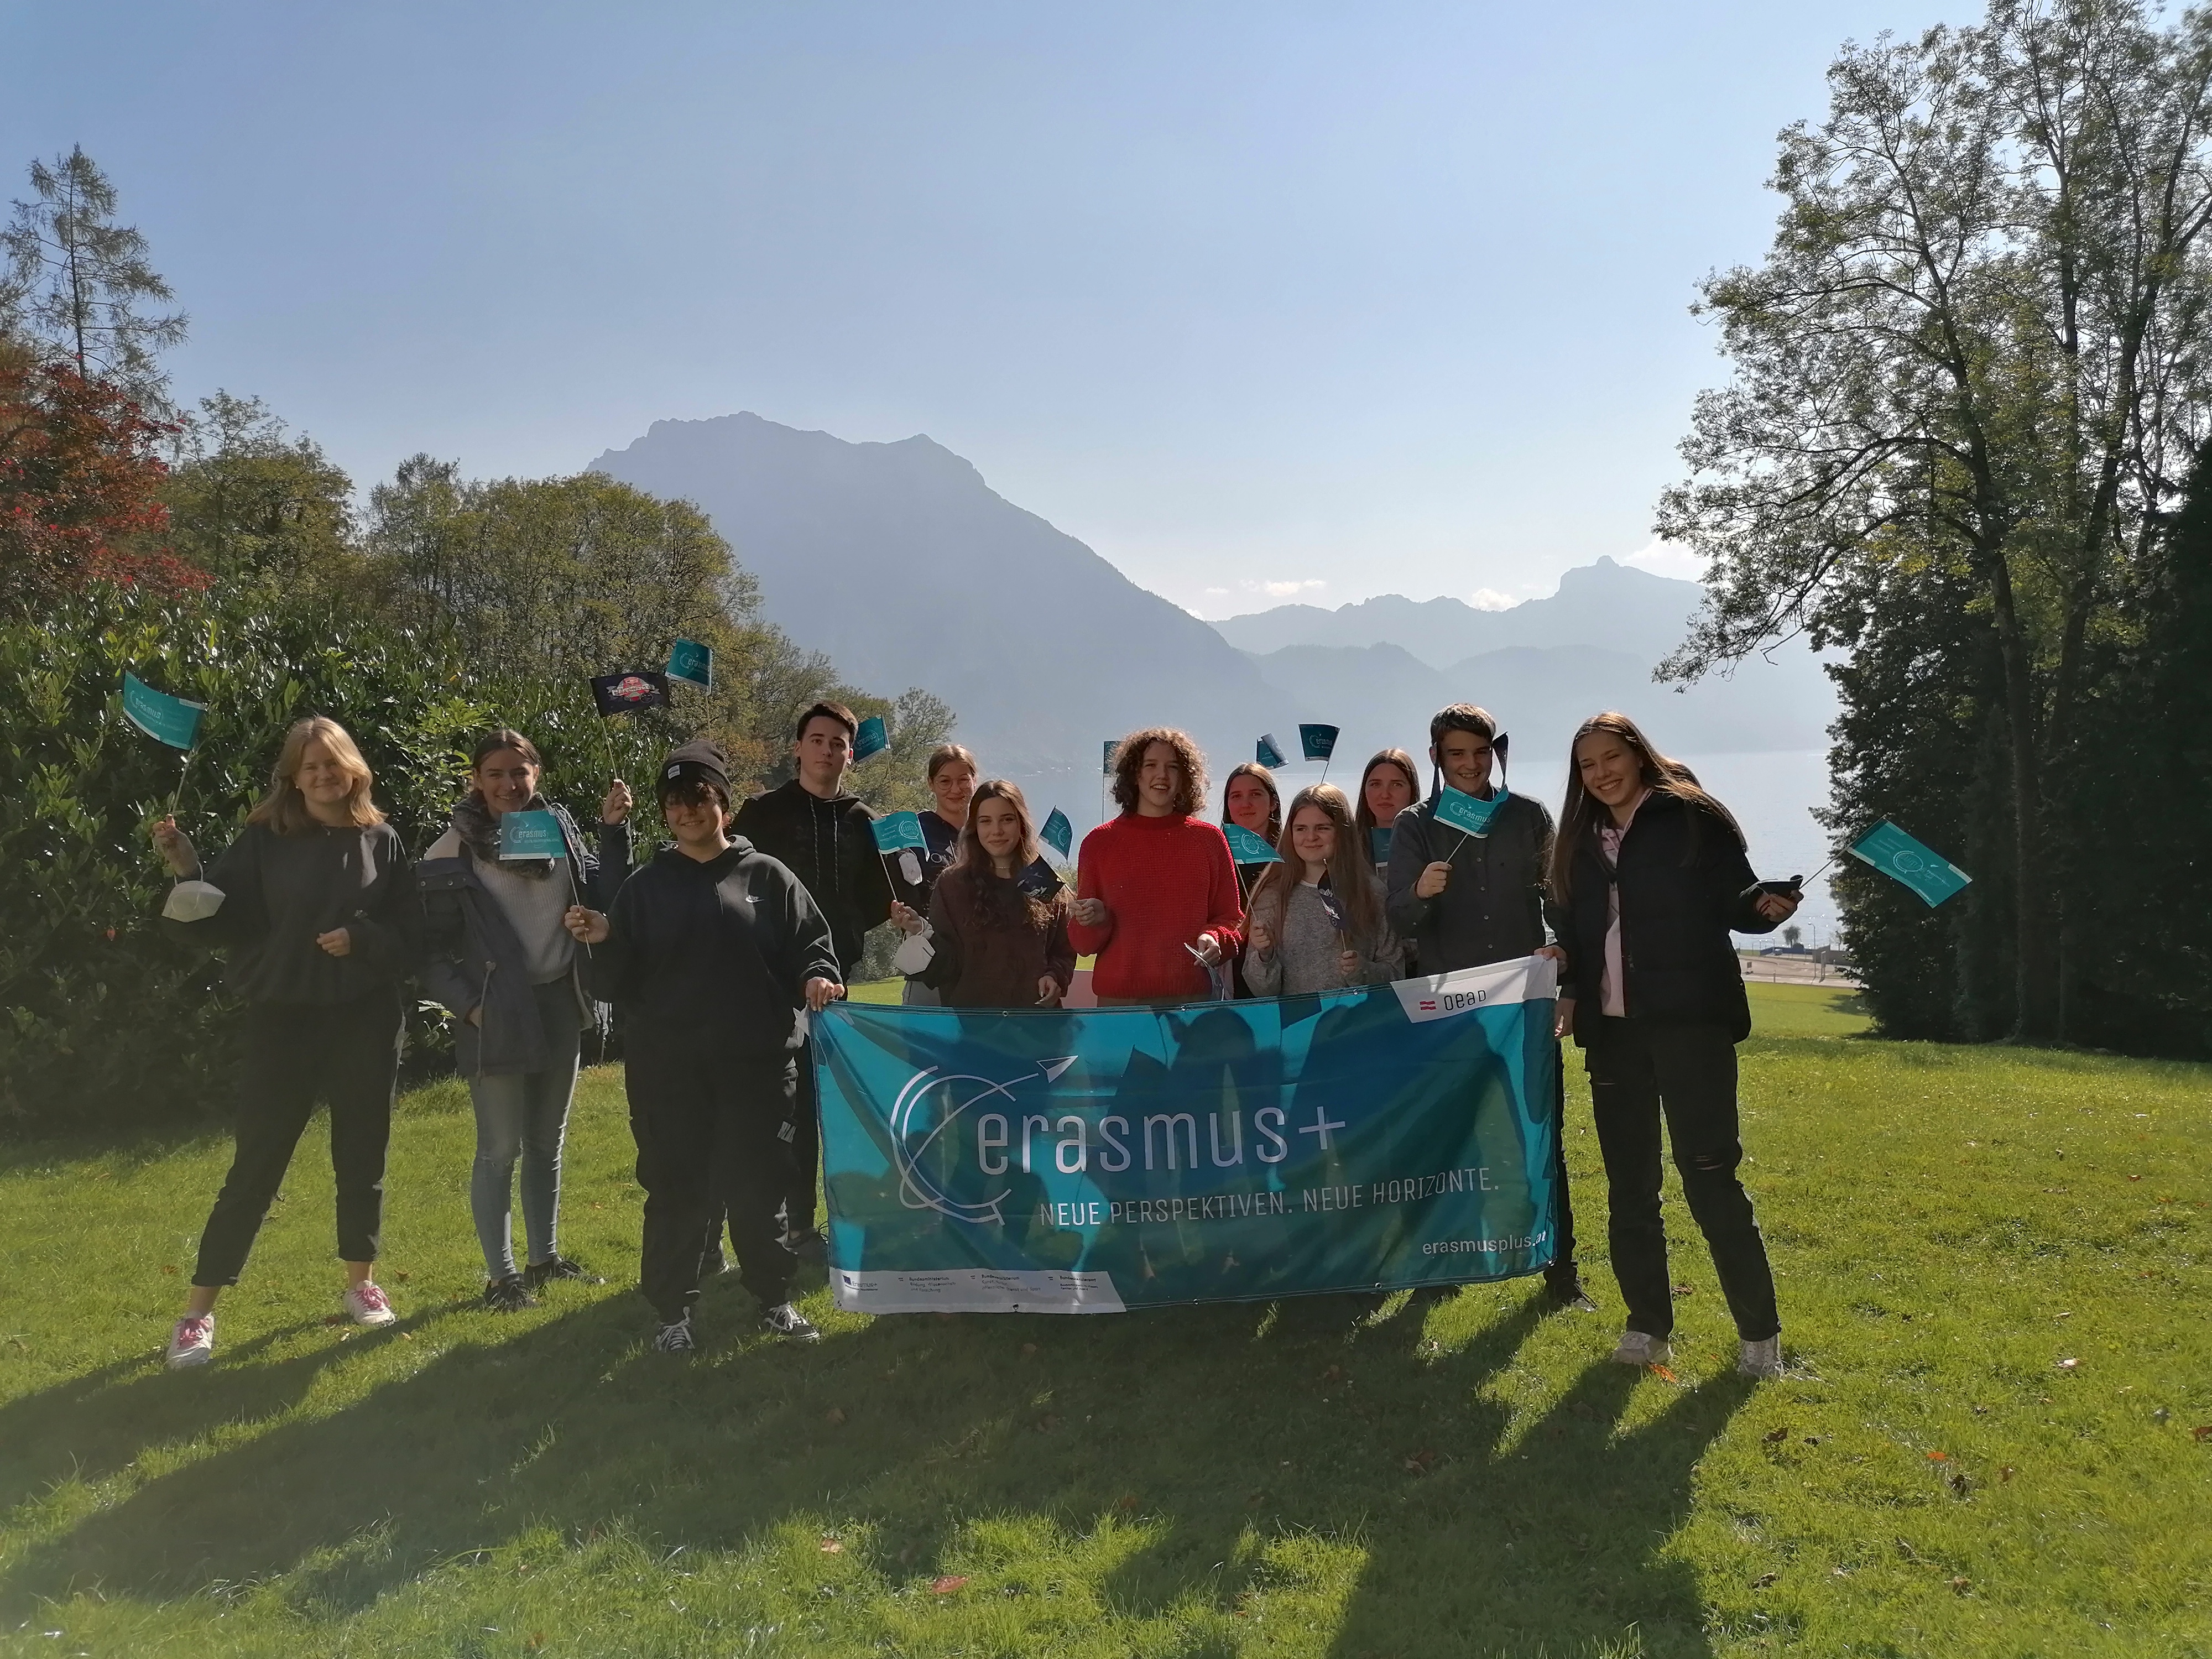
left=4, top=1, right=1950, bottom=617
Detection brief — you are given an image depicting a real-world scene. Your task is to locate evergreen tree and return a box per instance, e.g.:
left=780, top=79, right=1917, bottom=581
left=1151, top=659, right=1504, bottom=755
left=2, top=147, right=186, bottom=410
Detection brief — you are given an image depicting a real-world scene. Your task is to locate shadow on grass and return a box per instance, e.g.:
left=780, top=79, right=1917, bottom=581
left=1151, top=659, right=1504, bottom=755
left=2, top=1275, right=1745, bottom=1656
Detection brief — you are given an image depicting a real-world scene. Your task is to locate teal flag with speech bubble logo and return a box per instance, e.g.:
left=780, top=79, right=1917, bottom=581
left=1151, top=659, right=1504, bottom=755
left=1040, top=808, right=1073, bottom=859
left=121, top=671, right=205, bottom=750
left=665, top=638, right=712, bottom=690
left=1223, top=823, right=1282, bottom=865
left=853, top=716, right=889, bottom=761
left=497, top=809, right=567, bottom=862
left=1435, top=784, right=1510, bottom=838
left=1849, top=820, right=1971, bottom=907
left=1255, top=733, right=1287, bottom=769
left=816, top=957, right=1559, bottom=1312
left=870, top=811, right=927, bottom=854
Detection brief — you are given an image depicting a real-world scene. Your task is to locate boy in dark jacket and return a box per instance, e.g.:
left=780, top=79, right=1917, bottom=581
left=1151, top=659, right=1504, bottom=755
left=731, top=701, right=900, bottom=1256
left=1385, top=703, right=1589, bottom=1311
left=567, top=740, right=844, bottom=1352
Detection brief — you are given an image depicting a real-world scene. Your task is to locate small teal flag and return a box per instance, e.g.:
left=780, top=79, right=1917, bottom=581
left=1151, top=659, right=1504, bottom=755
left=1370, top=826, right=1394, bottom=866
left=1849, top=820, right=1971, bottom=907
left=121, top=671, right=204, bottom=750
left=1255, top=733, right=1286, bottom=769
left=1103, top=739, right=1118, bottom=776
left=870, top=811, right=927, bottom=854
left=1040, top=807, right=1073, bottom=859
left=1300, top=723, right=1340, bottom=762
left=1223, top=823, right=1282, bottom=865
left=853, top=716, right=889, bottom=761
left=665, top=638, right=712, bottom=690
left=498, top=808, right=568, bottom=862
left=1436, top=784, right=1510, bottom=839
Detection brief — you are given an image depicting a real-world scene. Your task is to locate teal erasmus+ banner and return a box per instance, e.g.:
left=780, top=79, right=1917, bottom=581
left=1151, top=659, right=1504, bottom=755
left=815, top=956, right=1559, bottom=1314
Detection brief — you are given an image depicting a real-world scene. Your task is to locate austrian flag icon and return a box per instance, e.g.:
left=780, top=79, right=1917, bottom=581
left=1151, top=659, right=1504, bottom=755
left=1418, top=998, right=1437, bottom=1011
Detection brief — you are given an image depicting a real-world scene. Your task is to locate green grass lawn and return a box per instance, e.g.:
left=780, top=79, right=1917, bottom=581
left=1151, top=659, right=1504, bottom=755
left=1, top=984, right=2206, bottom=1657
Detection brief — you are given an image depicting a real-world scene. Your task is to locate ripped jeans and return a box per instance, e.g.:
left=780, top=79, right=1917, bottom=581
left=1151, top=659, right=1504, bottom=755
left=1584, top=1017, right=1780, bottom=1342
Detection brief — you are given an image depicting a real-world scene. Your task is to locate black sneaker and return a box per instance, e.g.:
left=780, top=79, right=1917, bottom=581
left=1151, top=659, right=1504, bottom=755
left=761, top=1302, right=821, bottom=1343
left=654, top=1314, right=696, bottom=1354
left=1542, top=1270, right=1598, bottom=1313
left=482, top=1275, right=537, bottom=1313
left=523, top=1255, right=601, bottom=1290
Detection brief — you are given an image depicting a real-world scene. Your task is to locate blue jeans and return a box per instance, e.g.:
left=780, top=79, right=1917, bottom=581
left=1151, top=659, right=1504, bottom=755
left=468, top=979, right=585, bottom=1280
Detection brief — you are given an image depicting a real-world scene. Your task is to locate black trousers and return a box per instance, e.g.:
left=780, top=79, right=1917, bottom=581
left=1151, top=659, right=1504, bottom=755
left=1584, top=1017, right=1780, bottom=1342
left=782, top=1037, right=821, bottom=1235
left=628, top=1046, right=797, bottom=1322
left=1545, top=1041, right=1580, bottom=1280
left=193, top=992, right=403, bottom=1288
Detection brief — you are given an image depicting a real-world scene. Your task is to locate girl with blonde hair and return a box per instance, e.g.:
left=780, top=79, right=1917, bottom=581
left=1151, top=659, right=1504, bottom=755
left=150, top=716, right=421, bottom=1368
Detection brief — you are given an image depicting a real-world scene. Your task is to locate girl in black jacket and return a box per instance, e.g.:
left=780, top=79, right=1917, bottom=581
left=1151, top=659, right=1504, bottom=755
left=152, top=717, right=420, bottom=1369
left=1549, top=712, right=1799, bottom=1380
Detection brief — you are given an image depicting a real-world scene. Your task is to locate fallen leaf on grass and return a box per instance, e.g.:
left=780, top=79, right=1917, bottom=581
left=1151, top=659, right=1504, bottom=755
left=2057, top=1358, right=2079, bottom=1370
left=929, top=1576, right=968, bottom=1595
left=160, top=1264, right=177, bottom=1275
left=1951, top=1577, right=1971, bottom=1595
left=2000, top=1465, right=2016, bottom=1482
left=1020, top=1342, right=1037, bottom=1357
left=1116, top=1494, right=1139, bottom=1511
left=1648, top=1364, right=1680, bottom=1383
left=1761, top=1426, right=1790, bottom=1444
left=1926, top=1451, right=1949, bottom=1462
left=819, top=1538, right=844, bottom=1554
left=1671, top=1284, right=1694, bottom=1297
left=1034, top=1414, right=1060, bottom=1432
left=394, top=1270, right=410, bottom=1282
left=1321, top=1364, right=1344, bottom=1383
left=1751, top=1572, right=1779, bottom=1589
left=823, top=1407, right=846, bottom=1426
left=2193, top=1426, right=2212, bottom=1443
left=1402, top=1448, right=1438, bottom=1475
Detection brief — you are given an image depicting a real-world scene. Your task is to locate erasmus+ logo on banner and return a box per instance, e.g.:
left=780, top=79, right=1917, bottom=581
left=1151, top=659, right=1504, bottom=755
left=812, top=956, right=1560, bottom=1314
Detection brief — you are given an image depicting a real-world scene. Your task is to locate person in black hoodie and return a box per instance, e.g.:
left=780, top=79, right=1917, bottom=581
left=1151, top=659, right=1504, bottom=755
left=1548, top=711, right=1799, bottom=1381
left=731, top=702, right=895, bottom=1259
left=566, top=740, right=843, bottom=1352
left=150, top=716, right=420, bottom=1370
left=1385, top=703, right=1590, bottom=1310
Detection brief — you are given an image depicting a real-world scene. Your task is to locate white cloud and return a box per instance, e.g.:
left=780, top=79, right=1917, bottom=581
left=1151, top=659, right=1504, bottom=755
left=1202, top=586, right=1229, bottom=596
left=1468, top=587, right=1514, bottom=611
left=1622, top=539, right=1708, bottom=582
left=1241, top=578, right=1328, bottom=598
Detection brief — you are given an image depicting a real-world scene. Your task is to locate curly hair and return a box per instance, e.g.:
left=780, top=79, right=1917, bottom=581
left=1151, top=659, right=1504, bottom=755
left=1110, top=727, right=1207, bottom=818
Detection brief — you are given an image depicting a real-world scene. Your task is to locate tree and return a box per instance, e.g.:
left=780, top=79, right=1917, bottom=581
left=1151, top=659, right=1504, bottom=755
left=163, top=392, right=359, bottom=597
left=0, top=340, right=201, bottom=609
left=2, top=147, right=186, bottom=409
left=1656, top=0, right=2212, bottom=1042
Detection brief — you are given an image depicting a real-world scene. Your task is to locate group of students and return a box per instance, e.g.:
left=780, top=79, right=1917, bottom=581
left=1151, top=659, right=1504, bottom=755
left=149, top=695, right=1800, bottom=1381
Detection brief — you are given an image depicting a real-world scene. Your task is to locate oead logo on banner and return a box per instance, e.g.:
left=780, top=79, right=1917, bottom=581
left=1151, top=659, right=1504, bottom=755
left=1393, top=954, right=1556, bottom=1024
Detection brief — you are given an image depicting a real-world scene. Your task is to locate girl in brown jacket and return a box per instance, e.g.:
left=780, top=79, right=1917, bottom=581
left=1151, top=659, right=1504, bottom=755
left=895, top=780, right=1074, bottom=1007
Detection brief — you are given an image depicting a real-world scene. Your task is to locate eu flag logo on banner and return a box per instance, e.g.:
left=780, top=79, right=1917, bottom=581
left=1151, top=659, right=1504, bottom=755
left=1436, top=784, right=1510, bottom=839
left=1223, top=823, right=1282, bottom=865
left=1370, top=826, right=1394, bottom=866
left=590, top=670, right=670, bottom=717
left=870, top=811, right=927, bottom=854
left=665, top=639, right=712, bottom=690
left=1040, top=808, right=1073, bottom=859
left=1300, top=724, right=1339, bottom=762
left=1255, top=733, right=1286, bottom=769
left=1102, top=739, right=1118, bottom=776
left=497, top=808, right=567, bottom=862
left=121, top=671, right=205, bottom=750
left=1849, top=820, right=1972, bottom=907
left=853, top=716, right=889, bottom=761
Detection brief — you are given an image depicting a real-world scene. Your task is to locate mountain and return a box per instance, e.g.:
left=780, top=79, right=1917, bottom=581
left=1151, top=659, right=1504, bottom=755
left=1213, top=556, right=1709, bottom=668
left=1219, top=559, right=1836, bottom=766
left=588, top=414, right=1302, bottom=774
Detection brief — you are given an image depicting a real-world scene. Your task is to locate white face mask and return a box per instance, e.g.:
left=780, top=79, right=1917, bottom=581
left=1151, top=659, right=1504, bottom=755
left=892, top=932, right=936, bottom=975
left=162, top=880, right=227, bottom=922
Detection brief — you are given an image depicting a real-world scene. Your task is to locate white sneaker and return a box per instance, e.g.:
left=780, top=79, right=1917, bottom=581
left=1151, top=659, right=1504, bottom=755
left=1738, top=1335, right=1784, bottom=1379
left=165, top=1313, right=215, bottom=1369
left=654, top=1314, right=696, bottom=1354
left=343, top=1282, right=397, bottom=1327
left=1611, top=1330, right=1671, bottom=1368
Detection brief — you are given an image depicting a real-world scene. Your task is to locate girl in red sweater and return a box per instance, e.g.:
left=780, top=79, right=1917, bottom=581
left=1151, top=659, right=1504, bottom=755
left=1071, top=728, right=1245, bottom=1003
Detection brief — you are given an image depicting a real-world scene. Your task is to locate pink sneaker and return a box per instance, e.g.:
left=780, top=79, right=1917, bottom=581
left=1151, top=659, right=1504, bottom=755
left=166, top=1314, right=215, bottom=1369
left=343, top=1282, right=396, bottom=1327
